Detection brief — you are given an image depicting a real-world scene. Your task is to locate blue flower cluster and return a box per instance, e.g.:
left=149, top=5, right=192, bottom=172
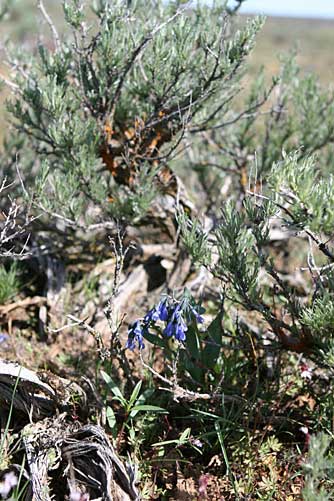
left=126, top=297, right=204, bottom=351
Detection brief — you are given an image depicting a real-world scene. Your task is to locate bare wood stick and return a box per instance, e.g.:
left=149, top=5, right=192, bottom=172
left=139, top=353, right=243, bottom=403
left=0, top=72, right=19, bottom=91
left=66, top=314, right=110, bottom=360
left=37, top=0, right=61, bottom=52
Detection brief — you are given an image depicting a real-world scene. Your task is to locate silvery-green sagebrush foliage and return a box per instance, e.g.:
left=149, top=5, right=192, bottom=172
left=2, top=1, right=334, bottom=222
left=177, top=52, right=334, bottom=211
left=303, top=433, right=334, bottom=501
left=179, top=152, right=334, bottom=370
left=1, top=0, right=263, bottom=223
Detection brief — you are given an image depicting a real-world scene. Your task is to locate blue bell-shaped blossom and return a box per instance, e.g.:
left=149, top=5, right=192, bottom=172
left=144, top=299, right=169, bottom=324
left=163, top=305, right=188, bottom=342
left=126, top=320, right=146, bottom=350
left=190, top=305, right=204, bottom=324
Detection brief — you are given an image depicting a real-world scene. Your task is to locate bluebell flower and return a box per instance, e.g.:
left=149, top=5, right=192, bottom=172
left=163, top=317, right=188, bottom=342
left=170, top=302, right=182, bottom=319
left=157, top=299, right=169, bottom=321
left=190, top=306, right=204, bottom=324
left=163, top=321, right=174, bottom=338
left=126, top=320, right=146, bottom=351
left=163, top=306, right=188, bottom=342
left=126, top=296, right=205, bottom=349
left=174, top=317, right=188, bottom=341
left=144, top=299, right=169, bottom=324
left=144, top=307, right=160, bottom=324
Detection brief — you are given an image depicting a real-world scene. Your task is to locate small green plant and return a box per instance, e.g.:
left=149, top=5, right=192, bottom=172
left=125, top=290, right=231, bottom=392
left=0, top=262, right=19, bottom=304
left=101, top=370, right=167, bottom=442
left=151, top=426, right=191, bottom=449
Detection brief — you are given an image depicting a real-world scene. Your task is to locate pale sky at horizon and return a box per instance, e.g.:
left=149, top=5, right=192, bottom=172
left=236, top=0, right=334, bottom=19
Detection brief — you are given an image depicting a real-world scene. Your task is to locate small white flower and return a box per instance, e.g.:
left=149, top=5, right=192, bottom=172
left=301, top=368, right=312, bottom=380
left=300, top=426, right=309, bottom=435
left=0, top=471, right=18, bottom=498
left=69, top=491, right=89, bottom=501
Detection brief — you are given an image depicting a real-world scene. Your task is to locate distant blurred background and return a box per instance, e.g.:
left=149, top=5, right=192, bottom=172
left=238, top=0, right=334, bottom=83
left=240, top=0, right=334, bottom=19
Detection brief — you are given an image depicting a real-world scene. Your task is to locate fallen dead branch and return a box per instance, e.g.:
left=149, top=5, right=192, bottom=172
left=0, top=361, right=140, bottom=500
left=23, top=418, right=140, bottom=500
left=0, top=296, right=47, bottom=318
left=0, top=359, right=85, bottom=420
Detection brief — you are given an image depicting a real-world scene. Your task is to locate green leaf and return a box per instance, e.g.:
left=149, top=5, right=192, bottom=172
left=128, top=388, right=154, bottom=418
left=202, top=312, right=223, bottom=369
left=130, top=404, right=167, bottom=413
left=143, top=330, right=166, bottom=349
left=101, top=370, right=126, bottom=406
left=106, top=406, right=117, bottom=438
left=128, top=380, right=143, bottom=408
left=186, top=325, right=201, bottom=360
left=152, top=427, right=191, bottom=448
left=182, top=325, right=204, bottom=383
left=152, top=439, right=180, bottom=447
left=179, top=427, right=191, bottom=443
